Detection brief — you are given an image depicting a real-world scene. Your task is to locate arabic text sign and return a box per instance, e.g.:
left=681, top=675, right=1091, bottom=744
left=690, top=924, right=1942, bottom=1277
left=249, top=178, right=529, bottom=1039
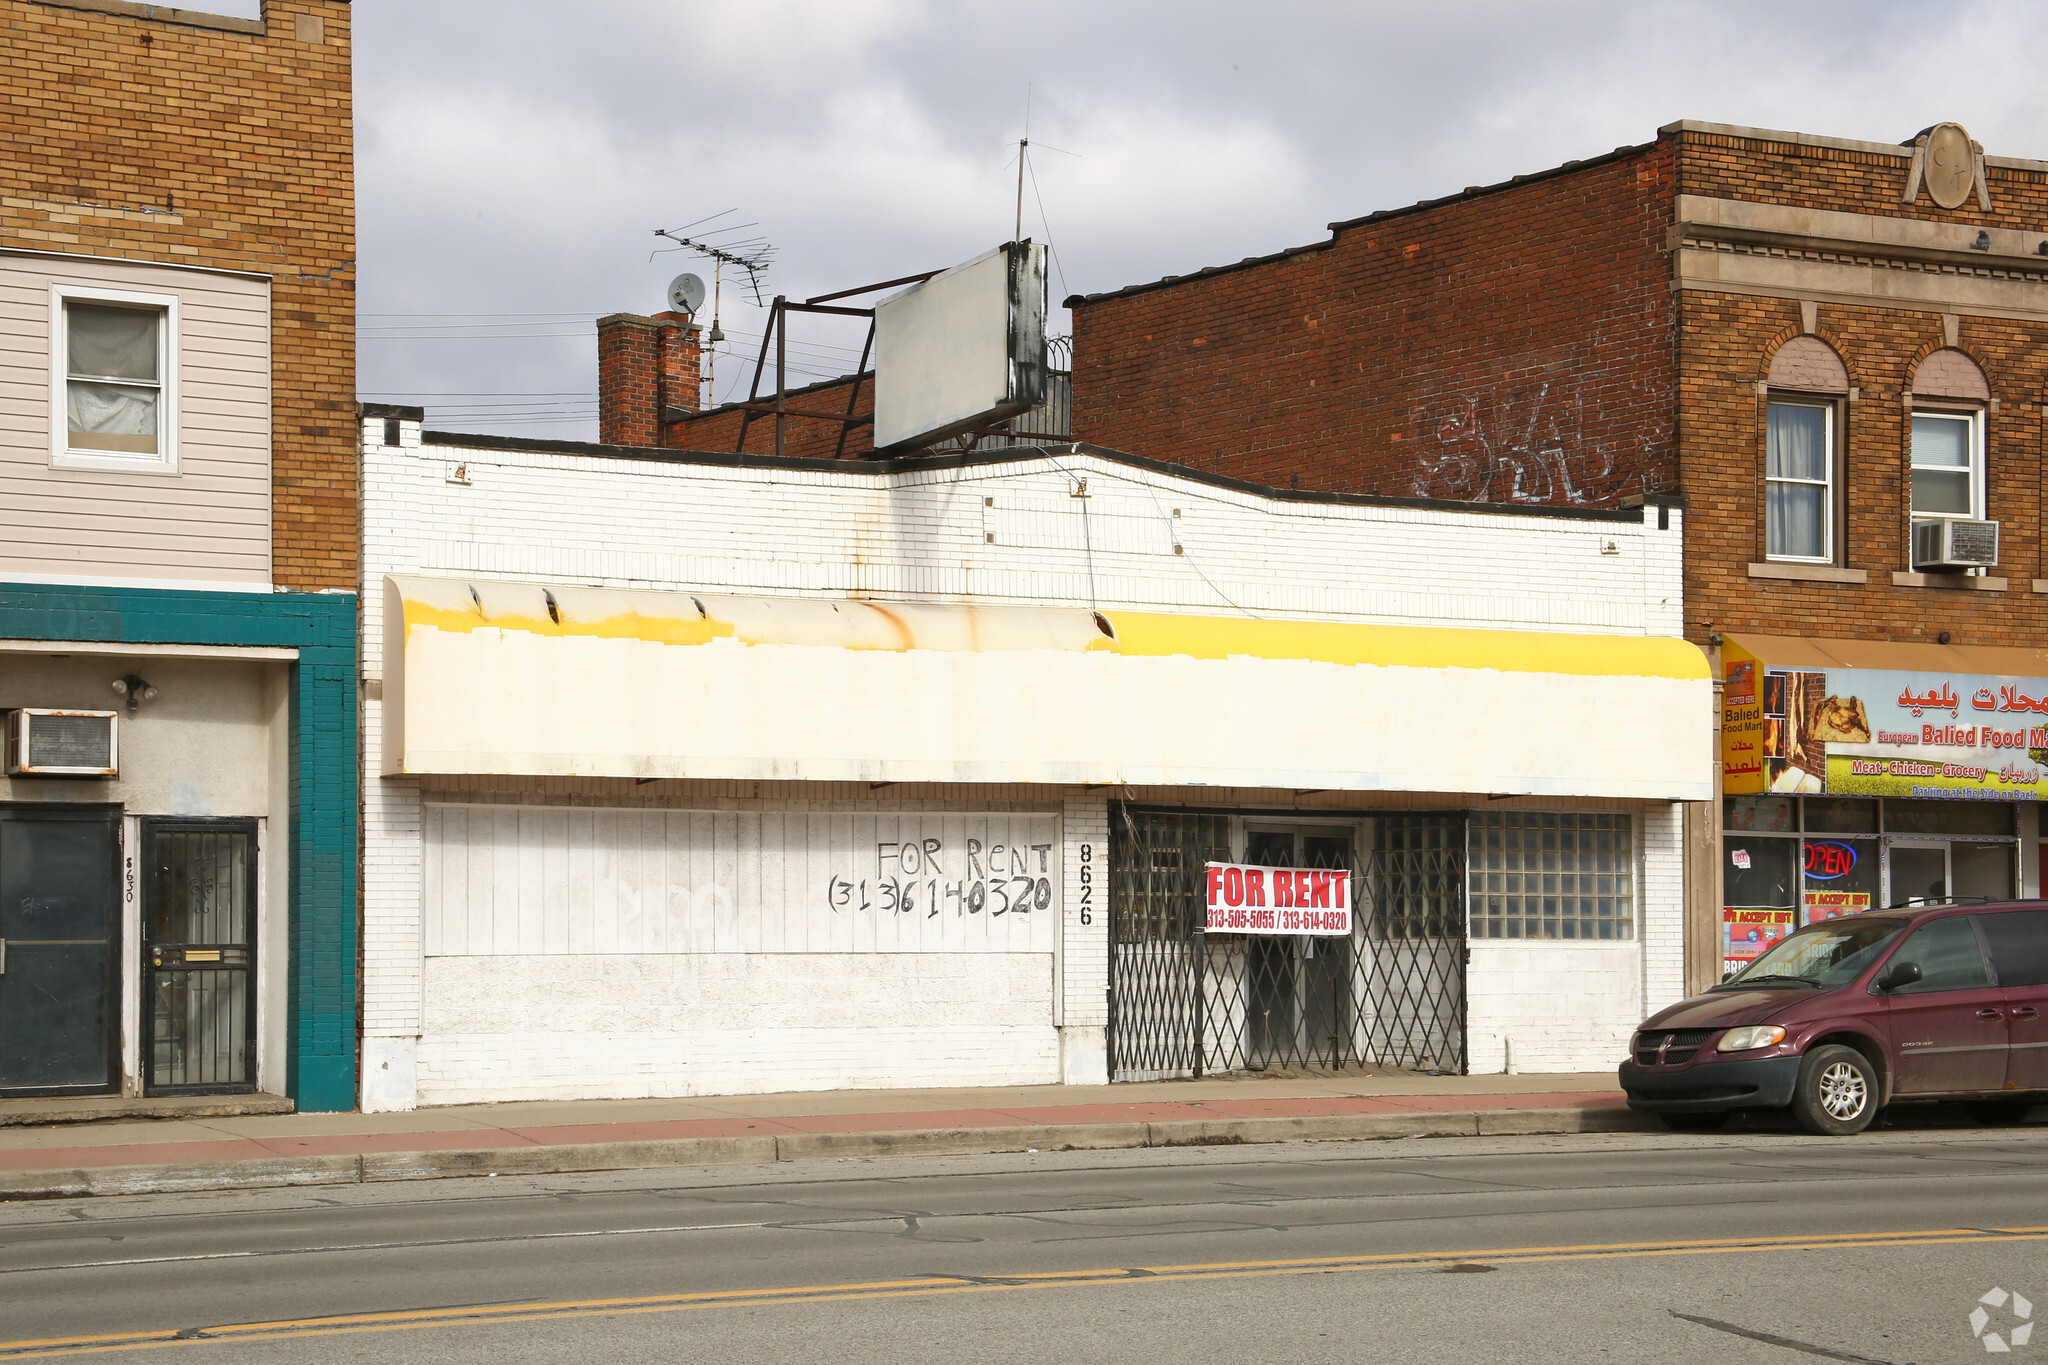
left=1204, top=862, right=1353, bottom=936
left=1723, top=653, right=2048, bottom=800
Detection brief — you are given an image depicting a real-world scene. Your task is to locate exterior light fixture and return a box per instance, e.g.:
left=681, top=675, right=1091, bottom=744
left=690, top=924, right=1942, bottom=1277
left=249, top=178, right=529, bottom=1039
left=110, top=673, right=158, bottom=712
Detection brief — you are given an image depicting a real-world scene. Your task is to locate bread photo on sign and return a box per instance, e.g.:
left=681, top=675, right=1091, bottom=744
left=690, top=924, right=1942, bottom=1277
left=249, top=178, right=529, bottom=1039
left=1808, top=694, right=1871, bottom=744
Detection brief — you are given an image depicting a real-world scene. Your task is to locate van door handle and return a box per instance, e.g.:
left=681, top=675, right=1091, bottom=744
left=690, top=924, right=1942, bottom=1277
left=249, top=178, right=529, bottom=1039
left=0, top=938, right=6, bottom=975
left=1979, top=1008, right=2005, bottom=1020
left=2014, top=1007, right=2042, bottom=1021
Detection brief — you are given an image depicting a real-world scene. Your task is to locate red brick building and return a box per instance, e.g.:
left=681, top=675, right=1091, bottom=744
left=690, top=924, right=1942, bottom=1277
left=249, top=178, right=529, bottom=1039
left=1065, top=119, right=2048, bottom=998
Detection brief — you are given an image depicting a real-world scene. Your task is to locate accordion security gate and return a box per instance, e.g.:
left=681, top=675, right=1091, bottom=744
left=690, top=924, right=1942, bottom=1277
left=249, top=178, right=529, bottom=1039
left=1107, top=807, right=1467, bottom=1080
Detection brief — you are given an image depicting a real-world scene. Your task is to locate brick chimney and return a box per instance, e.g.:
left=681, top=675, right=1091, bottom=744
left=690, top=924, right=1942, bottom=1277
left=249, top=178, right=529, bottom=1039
left=597, top=311, right=701, bottom=446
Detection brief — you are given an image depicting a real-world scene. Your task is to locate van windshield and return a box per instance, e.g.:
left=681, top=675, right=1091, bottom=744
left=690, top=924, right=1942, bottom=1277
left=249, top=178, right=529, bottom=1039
left=1723, top=917, right=1906, bottom=990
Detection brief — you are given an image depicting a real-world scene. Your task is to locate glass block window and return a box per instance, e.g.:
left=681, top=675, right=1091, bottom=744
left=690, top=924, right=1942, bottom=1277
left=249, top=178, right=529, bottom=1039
left=1468, top=811, right=1634, bottom=941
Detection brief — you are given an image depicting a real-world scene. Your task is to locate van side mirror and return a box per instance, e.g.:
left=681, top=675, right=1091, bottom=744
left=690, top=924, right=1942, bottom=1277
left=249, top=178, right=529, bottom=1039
left=1721, top=970, right=1737, bottom=984
left=1878, top=960, right=1922, bottom=992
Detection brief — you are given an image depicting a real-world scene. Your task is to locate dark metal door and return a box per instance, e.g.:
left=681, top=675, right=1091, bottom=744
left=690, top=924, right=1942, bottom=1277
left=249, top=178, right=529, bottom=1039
left=1239, top=829, right=1355, bottom=1067
left=0, top=806, right=121, bottom=1096
left=143, top=820, right=256, bottom=1094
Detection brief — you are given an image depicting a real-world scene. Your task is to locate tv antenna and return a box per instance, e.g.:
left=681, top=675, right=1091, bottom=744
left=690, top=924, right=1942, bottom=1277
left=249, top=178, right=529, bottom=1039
left=653, top=210, right=777, bottom=407
left=653, top=210, right=777, bottom=306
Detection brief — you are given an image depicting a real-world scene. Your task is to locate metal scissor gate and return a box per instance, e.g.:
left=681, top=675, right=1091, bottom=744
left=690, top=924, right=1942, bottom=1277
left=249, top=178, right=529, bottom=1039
left=1106, top=806, right=1466, bottom=1080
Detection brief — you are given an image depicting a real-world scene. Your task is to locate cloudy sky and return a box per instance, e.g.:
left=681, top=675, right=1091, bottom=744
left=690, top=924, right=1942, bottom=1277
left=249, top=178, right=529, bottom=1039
left=346, top=0, right=2048, bottom=440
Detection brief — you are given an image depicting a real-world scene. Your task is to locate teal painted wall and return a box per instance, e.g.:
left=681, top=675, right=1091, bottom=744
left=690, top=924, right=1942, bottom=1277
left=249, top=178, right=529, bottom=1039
left=0, top=583, right=359, bottom=1111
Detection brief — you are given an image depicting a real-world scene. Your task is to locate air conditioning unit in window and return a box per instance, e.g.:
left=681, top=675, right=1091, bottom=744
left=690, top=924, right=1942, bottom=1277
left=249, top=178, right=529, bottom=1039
left=1912, top=517, right=1999, bottom=570
left=4, top=709, right=118, bottom=777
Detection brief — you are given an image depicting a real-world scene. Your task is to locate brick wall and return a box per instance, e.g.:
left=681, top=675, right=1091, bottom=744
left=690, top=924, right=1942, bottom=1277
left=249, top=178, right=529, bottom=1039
left=1676, top=127, right=2048, bottom=234
left=1068, top=142, right=1681, bottom=504
left=1, top=0, right=356, bottom=590
left=665, top=369, right=877, bottom=460
left=1669, top=126, right=2048, bottom=650
left=595, top=311, right=701, bottom=446
left=1678, top=292, right=2048, bottom=648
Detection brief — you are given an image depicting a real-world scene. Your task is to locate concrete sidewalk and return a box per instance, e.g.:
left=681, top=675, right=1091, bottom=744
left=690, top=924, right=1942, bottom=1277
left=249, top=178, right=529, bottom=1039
left=0, top=1070, right=1647, bottom=1199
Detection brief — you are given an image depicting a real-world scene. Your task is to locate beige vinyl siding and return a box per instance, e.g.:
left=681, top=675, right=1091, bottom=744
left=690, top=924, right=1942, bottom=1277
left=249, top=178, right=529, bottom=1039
left=0, top=253, right=270, bottom=584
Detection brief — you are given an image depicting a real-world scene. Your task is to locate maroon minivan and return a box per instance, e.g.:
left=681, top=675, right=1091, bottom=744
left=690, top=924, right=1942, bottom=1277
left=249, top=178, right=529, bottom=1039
left=1620, top=901, right=2048, bottom=1135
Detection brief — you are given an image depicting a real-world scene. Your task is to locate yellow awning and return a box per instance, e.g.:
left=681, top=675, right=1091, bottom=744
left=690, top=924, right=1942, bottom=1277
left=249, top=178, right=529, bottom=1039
left=384, top=577, right=1713, bottom=799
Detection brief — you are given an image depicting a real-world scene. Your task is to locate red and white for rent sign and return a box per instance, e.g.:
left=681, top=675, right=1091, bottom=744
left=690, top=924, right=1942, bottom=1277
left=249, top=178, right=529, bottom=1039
left=1204, top=862, right=1353, bottom=936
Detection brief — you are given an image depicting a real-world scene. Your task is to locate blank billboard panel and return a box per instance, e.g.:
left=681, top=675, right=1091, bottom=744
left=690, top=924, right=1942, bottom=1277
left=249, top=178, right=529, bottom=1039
left=874, top=241, right=1047, bottom=451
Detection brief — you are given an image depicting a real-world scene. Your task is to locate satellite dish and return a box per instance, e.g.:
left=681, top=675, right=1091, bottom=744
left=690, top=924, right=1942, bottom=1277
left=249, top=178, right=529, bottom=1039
left=667, top=272, right=707, bottom=315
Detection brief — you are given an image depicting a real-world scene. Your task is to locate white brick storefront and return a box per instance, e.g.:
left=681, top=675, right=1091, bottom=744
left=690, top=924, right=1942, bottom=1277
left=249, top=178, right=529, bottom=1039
left=359, top=417, right=1704, bottom=1109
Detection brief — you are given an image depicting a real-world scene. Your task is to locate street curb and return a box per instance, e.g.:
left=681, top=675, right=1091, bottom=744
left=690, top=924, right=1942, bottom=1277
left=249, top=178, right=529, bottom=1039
left=0, top=1105, right=1656, bottom=1199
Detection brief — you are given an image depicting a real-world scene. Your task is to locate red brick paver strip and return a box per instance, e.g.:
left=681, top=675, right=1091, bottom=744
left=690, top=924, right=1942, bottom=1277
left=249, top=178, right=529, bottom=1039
left=0, top=1090, right=1640, bottom=1178
left=503, top=1118, right=803, bottom=1145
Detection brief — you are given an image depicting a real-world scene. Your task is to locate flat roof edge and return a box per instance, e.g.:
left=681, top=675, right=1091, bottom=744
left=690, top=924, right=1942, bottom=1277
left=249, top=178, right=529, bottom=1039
left=413, top=429, right=1667, bottom=525
left=1661, top=119, right=2048, bottom=172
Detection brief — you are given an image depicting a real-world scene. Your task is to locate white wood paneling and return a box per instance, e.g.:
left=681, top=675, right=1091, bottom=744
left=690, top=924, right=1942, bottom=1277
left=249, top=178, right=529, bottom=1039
left=0, top=254, right=270, bottom=584
left=423, top=804, right=1060, bottom=956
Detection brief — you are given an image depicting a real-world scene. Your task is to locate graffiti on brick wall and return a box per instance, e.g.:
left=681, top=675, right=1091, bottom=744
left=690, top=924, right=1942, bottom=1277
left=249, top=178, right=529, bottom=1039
left=1409, top=374, right=1662, bottom=506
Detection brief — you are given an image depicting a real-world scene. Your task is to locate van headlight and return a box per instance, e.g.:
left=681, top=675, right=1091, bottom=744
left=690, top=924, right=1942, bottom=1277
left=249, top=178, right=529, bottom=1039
left=1716, top=1025, right=1786, bottom=1052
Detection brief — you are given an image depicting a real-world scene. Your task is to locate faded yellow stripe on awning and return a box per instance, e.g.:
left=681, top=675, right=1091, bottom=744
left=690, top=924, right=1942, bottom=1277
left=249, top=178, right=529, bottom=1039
left=1104, top=612, right=1708, bottom=680
left=386, top=577, right=1706, bottom=680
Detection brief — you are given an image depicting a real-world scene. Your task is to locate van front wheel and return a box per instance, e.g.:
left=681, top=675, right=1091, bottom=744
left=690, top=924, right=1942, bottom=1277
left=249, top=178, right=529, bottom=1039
left=1790, top=1045, right=1877, bottom=1136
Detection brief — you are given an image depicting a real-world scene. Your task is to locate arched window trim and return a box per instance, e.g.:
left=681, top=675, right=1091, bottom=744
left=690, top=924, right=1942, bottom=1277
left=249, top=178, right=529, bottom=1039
left=1765, top=335, right=1851, bottom=396
left=1908, top=347, right=1991, bottom=406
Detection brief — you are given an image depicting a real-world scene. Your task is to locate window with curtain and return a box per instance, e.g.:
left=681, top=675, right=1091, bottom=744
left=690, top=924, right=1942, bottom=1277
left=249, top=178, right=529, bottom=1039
left=1765, top=400, right=1831, bottom=560
left=64, top=300, right=165, bottom=459
left=1910, top=411, right=1979, bottom=518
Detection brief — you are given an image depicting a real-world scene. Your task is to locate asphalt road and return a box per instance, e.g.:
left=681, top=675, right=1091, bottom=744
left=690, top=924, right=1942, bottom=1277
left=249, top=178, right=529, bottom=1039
left=4, top=1115, right=2048, bottom=1363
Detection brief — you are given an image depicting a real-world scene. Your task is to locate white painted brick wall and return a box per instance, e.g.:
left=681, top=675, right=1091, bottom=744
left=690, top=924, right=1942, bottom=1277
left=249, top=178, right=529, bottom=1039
left=1465, top=941, right=1641, bottom=1074
left=414, top=953, right=1056, bottom=1103
left=1463, top=806, right=1687, bottom=1074
left=1640, top=801, right=1687, bottom=1016
left=359, top=418, right=1691, bottom=1100
left=358, top=420, right=1683, bottom=645
left=1061, top=797, right=1110, bottom=1027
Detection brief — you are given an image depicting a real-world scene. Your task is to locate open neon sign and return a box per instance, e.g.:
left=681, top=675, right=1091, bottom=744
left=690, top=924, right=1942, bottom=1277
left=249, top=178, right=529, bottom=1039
left=1803, top=840, right=1858, bottom=880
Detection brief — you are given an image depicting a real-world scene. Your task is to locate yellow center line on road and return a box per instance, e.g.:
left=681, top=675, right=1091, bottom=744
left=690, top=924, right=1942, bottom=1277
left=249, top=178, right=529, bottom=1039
left=4, top=1225, right=2044, bottom=1359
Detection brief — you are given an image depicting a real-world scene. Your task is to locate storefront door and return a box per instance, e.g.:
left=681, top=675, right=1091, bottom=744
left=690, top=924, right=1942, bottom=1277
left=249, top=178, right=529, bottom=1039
left=1887, top=840, right=1950, bottom=909
left=0, top=806, right=121, bottom=1096
left=143, top=820, right=256, bottom=1094
left=1243, top=829, right=1353, bottom=1065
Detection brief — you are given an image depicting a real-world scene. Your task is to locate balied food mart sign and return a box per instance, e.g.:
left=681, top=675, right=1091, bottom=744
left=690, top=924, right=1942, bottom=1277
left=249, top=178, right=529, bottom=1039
left=1722, top=634, right=2048, bottom=801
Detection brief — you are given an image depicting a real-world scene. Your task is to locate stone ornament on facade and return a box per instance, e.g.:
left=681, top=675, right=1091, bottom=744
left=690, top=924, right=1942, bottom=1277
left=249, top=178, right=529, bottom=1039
left=1902, top=122, right=1992, bottom=211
